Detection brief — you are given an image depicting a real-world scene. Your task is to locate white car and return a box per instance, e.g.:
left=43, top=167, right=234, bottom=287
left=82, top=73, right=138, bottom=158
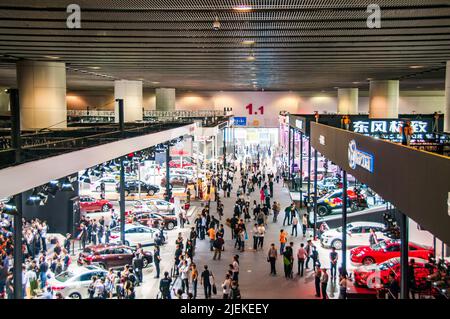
left=90, top=177, right=117, bottom=192
left=48, top=265, right=107, bottom=299
left=133, top=199, right=175, bottom=214
left=109, top=224, right=156, bottom=247
left=320, top=222, right=387, bottom=250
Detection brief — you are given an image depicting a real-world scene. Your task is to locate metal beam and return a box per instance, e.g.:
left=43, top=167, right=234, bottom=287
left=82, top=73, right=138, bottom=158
left=342, top=170, right=348, bottom=277
left=400, top=211, right=409, bottom=299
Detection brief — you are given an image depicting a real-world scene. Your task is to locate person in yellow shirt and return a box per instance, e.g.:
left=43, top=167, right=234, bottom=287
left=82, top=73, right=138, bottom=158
left=279, top=229, right=288, bottom=254
left=207, top=227, right=216, bottom=252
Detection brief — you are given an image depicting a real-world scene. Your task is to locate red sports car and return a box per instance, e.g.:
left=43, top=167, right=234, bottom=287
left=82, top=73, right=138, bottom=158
left=169, top=159, right=194, bottom=168
left=350, top=240, right=433, bottom=265
left=79, top=196, right=113, bottom=213
left=353, top=257, right=433, bottom=289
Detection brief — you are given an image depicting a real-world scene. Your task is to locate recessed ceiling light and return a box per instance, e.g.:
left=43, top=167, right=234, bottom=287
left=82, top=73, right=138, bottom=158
left=352, top=81, right=360, bottom=84
left=366, top=77, right=373, bottom=81
left=233, top=5, right=252, bottom=12
left=89, top=66, right=101, bottom=70
left=241, top=40, right=255, bottom=45
left=416, top=86, right=422, bottom=89
left=247, top=55, right=256, bottom=61
left=43, top=55, right=60, bottom=60
left=151, top=81, right=160, bottom=84
left=409, top=65, right=424, bottom=69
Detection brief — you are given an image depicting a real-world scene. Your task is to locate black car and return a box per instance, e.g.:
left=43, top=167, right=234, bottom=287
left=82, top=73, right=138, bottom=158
left=117, top=180, right=160, bottom=196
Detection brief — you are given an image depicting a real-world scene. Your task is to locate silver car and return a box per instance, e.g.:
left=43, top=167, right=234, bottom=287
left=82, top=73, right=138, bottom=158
left=47, top=265, right=108, bottom=299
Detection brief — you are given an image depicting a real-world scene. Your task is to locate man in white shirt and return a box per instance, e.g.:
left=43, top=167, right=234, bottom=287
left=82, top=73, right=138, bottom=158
left=257, top=224, right=266, bottom=249
left=179, top=260, right=190, bottom=294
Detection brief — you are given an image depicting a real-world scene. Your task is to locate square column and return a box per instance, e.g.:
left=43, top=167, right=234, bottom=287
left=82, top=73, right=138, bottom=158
left=445, top=61, right=450, bottom=132
left=114, top=80, right=143, bottom=123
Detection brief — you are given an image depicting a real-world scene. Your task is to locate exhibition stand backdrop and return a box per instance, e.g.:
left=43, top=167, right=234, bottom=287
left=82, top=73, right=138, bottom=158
left=310, top=122, right=450, bottom=245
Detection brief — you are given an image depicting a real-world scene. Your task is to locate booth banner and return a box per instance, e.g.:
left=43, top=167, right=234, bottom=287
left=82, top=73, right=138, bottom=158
left=310, top=122, right=450, bottom=245
left=170, top=137, right=193, bottom=157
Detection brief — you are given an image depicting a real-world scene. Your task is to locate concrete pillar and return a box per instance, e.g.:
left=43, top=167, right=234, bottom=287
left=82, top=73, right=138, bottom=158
left=114, top=80, right=143, bottom=123
left=369, top=80, right=399, bottom=119
left=445, top=61, right=450, bottom=132
left=0, top=87, right=9, bottom=115
left=16, top=60, right=67, bottom=130
left=156, top=88, right=176, bottom=111
left=337, top=88, right=358, bottom=115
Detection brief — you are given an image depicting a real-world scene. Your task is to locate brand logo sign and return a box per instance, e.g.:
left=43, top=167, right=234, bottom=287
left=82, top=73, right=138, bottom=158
left=233, top=117, right=247, bottom=126
left=348, top=140, right=374, bottom=173
left=319, top=135, right=326, bottom=146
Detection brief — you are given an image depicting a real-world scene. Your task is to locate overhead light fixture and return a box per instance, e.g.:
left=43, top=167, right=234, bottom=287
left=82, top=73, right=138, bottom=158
left=43, top=56, right=60, bottom=60
left=26, top=189, right=42, bottom=206
left=89, top=66, right=101, bottom=70
left=352, top=81, right=360, bottom=84
left=366, top=77, right=373, bottom=81
left=79, top=170, right=91, bottom=184
left=47, top=180, right=60, bottom=197
left=241, top=40, right=255, bottom=45
left=61, top=177, right=74, bottom=192
left=233, top=5, right=252, bottom=12
left=247, top=54, right=256, bottom=61
left=213, top=16, right=221, bottom=30
left=2, top=198, right=18, bottom=215
left=409, top=65, right=424, bottom=69
left=151, top=81, right=160, bottom=85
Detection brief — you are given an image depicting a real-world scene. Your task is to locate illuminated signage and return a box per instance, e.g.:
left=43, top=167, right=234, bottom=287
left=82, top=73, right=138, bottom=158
left=295, top=119, right=304, bottom=130
left=348, top=140, right=374, bottom=173
left=233, top=117, right=247, bottom=126
left=319, top=135, right=326, bottom=146
left=352, top=120, right=429, bottom=135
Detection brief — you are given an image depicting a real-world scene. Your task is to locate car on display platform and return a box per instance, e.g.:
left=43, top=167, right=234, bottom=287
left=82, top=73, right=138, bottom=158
left=109, top=224, right=156, bottom=247
left=350, top=240, right=434, bottom=265
left=170, top=168, right=196, bottom=178
left=48, top=265, right=108, bottom=299
left=316, top=188, right=368, bottom=217
left=107, top=171, right=137, bottom=182
left=160, top=175, right=194, bottom=188
left=117, top=180, right=160, bottom=196
left=133, top=199, right=175, bottom=214
left=90, top=177, right=118, bottom=192
left=169, top=159, right=194, bottom=168
left=320, top=222, right=388, bottom=250
left=139, top=199, right=175, bottom=213
left=353, top=257, right=432, bottom=289
left=79, top=196, right=113, bottom=213
left=127, top=211, right=178, bottom=230
left=77, top=244, right=153, bottom=269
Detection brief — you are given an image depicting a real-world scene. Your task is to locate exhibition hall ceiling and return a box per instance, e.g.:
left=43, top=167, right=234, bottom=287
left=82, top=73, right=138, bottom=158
left=0, top=0, right=449, bottom=91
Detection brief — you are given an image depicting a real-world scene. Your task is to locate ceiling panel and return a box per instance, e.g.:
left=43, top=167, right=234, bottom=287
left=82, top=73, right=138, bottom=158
left=0, top=0, right=448, bottom=91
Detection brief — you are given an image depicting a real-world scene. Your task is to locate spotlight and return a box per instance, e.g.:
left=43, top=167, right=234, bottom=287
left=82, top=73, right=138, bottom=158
left=2, top=198, right=18, bottom=215
left=47, top=181, right=60, bottom=197
left=37, top=190, right=48, bottom=205
left=79, top=170, right=91, bottom=184
left=213, top=16, right=221, bottom=30
left=26, top=189, right=42, bottom=206
left=61, top=177, right=74, bottom=192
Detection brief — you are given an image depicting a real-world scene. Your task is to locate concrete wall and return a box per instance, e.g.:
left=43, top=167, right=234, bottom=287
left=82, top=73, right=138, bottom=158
left=65, top=90, right=446, bottom=123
